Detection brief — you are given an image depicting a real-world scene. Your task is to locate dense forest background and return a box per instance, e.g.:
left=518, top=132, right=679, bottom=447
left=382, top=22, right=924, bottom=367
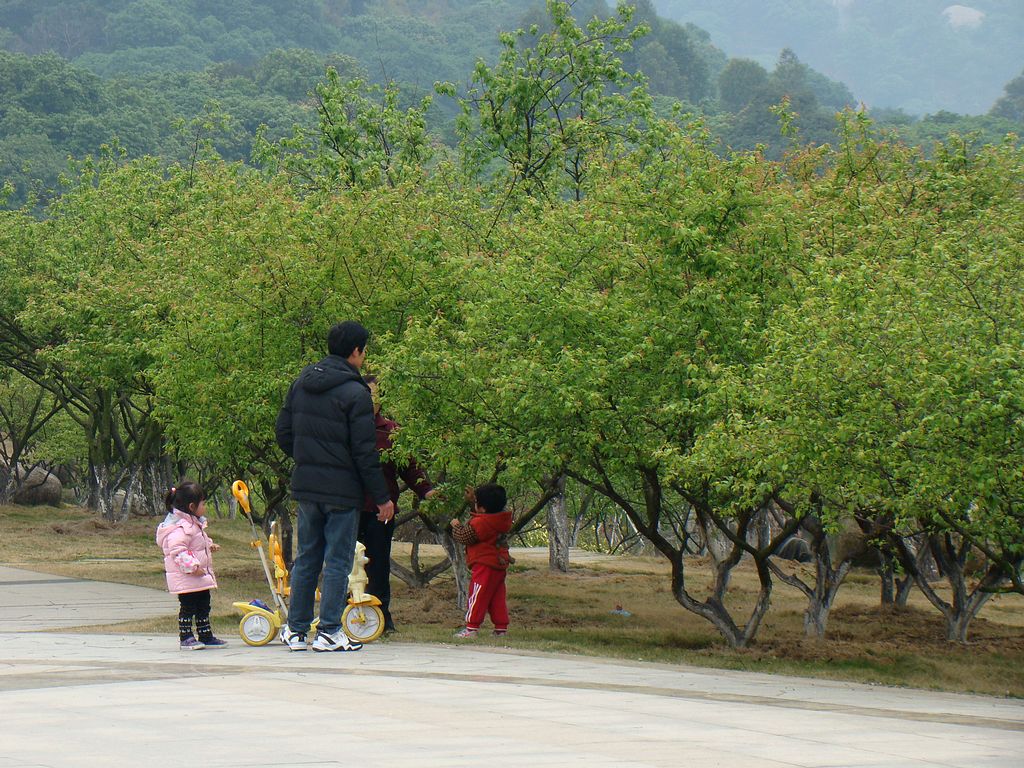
left=0, top=0, right=1022, bottom=206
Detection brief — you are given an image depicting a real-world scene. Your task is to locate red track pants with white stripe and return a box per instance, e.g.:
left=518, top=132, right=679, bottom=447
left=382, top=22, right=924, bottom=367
left=465, top=562, right=508, bottom=631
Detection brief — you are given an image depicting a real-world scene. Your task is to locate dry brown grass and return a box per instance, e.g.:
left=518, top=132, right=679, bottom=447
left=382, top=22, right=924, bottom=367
left=2, top=503, right=1022, bottom=697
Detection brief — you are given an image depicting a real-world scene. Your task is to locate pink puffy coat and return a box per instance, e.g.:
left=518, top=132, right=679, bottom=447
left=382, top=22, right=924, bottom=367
left=156, top=510, right=218, bottom=594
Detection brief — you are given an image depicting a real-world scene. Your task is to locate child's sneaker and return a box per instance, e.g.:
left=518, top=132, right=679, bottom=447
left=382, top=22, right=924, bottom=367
left=199, top=636, right=228, bottom=647
left=493, top=629, right=508, bottom=637
left=279, top=626, right=308, bottom=651
left=453, top=627, right=478, bottom=639
left=180, top=637, right=205, bottom=650
left=311, top=628, right=363, bottom=652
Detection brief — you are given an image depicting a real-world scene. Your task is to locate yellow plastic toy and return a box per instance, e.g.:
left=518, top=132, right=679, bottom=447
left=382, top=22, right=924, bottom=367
left=230, top=480, right=386, bottom=646
left=342, top=541, right=386, bottom=642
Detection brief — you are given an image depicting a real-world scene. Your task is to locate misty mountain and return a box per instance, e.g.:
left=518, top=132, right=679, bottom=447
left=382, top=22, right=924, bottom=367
left=653, top=0, right=1024, bottom=114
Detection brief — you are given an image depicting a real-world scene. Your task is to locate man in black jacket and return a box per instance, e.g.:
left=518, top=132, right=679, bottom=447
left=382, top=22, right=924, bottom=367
left=275, top=320, right=394, bottom=652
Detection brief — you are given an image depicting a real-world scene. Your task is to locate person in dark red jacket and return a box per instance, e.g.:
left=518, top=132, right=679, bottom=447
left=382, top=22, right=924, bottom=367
left=450, top=483, right=513, bottom=638
left=359, top=375, right=435, bottom=633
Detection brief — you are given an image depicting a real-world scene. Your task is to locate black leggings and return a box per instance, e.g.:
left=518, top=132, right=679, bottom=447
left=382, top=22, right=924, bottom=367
left=178, top=590, right=212, bottom=639
left=359, top=508, right=395, bottom=624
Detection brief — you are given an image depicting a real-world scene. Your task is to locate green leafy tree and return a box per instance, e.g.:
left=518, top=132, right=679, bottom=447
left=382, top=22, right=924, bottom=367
left=445, top=0, right=651, bottom=201
left=2, top=150, right=184, bottom=518
left=990, top=68, right=1024, bottom=123
left=706, top=115, right=1024, bottom=641
left=384, top=120, right=806, bottom=648
left=717, top=52, right=838, bottom=157
left=103, top=0, right=190, bottom=48
left=0, top=360, right=65, bottom=503
left=254, top=67, right=432, bottom=191
left=717, top=58, right=769, bottom=113
left=253, top=48, right=334, bottom=101
left=878, top=110, right=1021, bottom=150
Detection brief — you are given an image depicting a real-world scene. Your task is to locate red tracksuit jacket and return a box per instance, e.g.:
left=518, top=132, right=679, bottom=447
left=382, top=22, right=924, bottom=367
left=465, top=509, right=514, bottom=570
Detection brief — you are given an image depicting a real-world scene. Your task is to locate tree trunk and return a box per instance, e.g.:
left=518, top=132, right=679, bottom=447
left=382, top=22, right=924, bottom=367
left=766, top=512, right=852, bottom=640
left=941, top=581, right=998, bottom=643
left=85, top=389, right=124, bottom=520
left=569, top=487, right=593, bottom=547
left=753, top=507, right=772, bottom=550
left=89, top=462, right=118, bottom=521
left=879, top=554, right=914, bottom=607
left=941, top=568, right=995, bottom=643
left=672, top=554, right=773, bottom=649
left=879, top=554, right=895, bottom=606
left=116, top=469, right=142, bottom=522
left=570, top=469, right=783, bottom=650
left=280, top=511, right=293, bottom=569
left=0, top=436, right=26, bottom=504
left=547, top=475, right=570, bottom=572
left=892, top=532, right=1002, bottom=643
left=390, top=525, right=451, bottom=588
left=804, top=595, right=829, bottom=638
left=441, top=528, right=469, bottom=610
left=145, top=457, right=175, bottom=516
left=801, top=559, right=851, bottom=639
left=0, top=463, right=15, bottom=505
left=895, top=574, right=914, bottom=607
left=668, top=510, right=776, bottom=650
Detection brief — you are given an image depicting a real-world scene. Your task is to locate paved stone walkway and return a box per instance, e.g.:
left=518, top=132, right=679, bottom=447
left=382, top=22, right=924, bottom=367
left=0, top=565, right=170, bottom=630
left=1, top=565, right=1021, bottom=767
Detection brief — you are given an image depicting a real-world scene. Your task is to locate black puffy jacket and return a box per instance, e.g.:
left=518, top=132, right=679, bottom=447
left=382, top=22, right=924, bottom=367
left=275, top=355, right=390, bottom=508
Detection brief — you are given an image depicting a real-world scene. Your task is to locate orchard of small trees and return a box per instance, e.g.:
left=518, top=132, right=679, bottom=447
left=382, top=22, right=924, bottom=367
left=1, top=2, right=1021, bottom=649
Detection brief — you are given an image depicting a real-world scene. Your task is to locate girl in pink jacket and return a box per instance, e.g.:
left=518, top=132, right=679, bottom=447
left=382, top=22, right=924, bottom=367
left=156, top=481, right=225, bottom=649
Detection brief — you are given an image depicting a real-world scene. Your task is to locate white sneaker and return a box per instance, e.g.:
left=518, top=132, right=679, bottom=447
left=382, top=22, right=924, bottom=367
left=311, top=628, right=363, bottom=652
left=279, top=626, right=307, bottom=651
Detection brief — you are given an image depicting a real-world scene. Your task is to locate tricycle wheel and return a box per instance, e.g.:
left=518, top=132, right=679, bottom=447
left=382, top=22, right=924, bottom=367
left=240, top=612, right=276, bottom=646
left=342, top=604, right=385, bottom=643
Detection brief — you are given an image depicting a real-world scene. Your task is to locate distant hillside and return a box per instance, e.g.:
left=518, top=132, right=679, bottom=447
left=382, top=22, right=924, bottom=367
left=652, top=0, right=1024, bottom=114
left=4, top=0, right=1014, bottom=210
left=0, top=1, right=737, bottom=207
left=0, top=0, right=528, bottom=88
left=1, top=1, right=738, bottom=100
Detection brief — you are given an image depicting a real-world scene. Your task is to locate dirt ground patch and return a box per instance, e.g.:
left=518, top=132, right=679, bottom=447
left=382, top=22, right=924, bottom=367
left=50, top=518, right=120, bottom=535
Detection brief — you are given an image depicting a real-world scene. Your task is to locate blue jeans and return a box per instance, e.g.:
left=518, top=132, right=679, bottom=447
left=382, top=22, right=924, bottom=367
left=288, top=501, right=358, bottom=635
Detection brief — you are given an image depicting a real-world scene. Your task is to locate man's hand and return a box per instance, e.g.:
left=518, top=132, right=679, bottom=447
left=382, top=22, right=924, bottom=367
left=376, top=499, right=395, bottom=523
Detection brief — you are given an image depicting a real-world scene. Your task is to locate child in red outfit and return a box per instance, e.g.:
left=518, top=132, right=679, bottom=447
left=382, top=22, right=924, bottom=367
left=450, top=483, right=513, bottom=638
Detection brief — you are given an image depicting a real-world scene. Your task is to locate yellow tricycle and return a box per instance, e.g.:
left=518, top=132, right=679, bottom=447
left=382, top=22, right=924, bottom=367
left=230, top=480, right=386, bottom=646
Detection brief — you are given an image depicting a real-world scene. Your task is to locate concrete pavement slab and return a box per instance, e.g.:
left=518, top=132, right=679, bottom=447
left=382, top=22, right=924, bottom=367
left=0, top=633, right=1021, bottom=768
left=0, top=564, right=1021, bottom=767
left=0, top=565, right=171, bottom=631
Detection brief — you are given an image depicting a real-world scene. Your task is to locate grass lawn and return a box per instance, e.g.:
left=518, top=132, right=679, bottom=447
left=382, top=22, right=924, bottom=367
left=2, top=502, right=1022, bottom=697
